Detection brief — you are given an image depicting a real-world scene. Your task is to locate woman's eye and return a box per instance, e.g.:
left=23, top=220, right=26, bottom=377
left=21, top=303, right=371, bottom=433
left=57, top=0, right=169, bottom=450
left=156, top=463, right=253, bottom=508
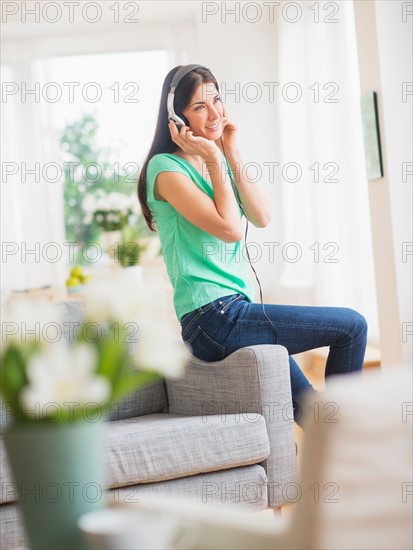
left=214, top=97, right=221, bottom=102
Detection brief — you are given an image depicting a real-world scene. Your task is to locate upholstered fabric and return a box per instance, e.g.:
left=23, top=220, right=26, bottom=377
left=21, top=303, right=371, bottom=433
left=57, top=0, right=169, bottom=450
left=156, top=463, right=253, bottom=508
left=0, top=502, right=27, bottom=550
left=105, top=413, right=270, bottom=488
left=166, top=344, right=297, bottom=508
left=2, top=412, right=269, bottom=503
left=111, top=464, right=268, bottom=512
left=0, top=439, right=16, bottom=503
left=1, top=465, right=269, bottom=550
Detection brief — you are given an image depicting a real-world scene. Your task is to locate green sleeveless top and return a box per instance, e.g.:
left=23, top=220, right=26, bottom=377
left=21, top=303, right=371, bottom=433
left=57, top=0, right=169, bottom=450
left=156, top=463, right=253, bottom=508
left=146, top=151, right=255, bottom=322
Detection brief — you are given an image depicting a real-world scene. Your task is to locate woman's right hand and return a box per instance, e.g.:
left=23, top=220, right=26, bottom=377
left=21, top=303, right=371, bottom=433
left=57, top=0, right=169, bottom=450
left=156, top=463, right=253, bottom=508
left=168, top=120, right=219, bottom=161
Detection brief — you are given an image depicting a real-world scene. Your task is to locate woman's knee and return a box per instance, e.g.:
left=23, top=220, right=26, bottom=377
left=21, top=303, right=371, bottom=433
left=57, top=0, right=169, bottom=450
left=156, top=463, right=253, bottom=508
left=344, top=308, right=368, bottom=340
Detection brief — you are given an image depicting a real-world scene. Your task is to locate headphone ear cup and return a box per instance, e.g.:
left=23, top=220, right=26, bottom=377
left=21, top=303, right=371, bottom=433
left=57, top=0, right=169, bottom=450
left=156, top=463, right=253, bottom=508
left=181, top=114, right=189, bottom=127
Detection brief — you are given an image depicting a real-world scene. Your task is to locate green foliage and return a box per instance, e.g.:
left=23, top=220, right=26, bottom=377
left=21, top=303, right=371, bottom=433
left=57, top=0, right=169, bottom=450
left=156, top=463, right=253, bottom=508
left=92, top=210, right=130, bottom=232
left=114, top=241, right=144, bottom=267
left=59, top=112, right=152, bottom=264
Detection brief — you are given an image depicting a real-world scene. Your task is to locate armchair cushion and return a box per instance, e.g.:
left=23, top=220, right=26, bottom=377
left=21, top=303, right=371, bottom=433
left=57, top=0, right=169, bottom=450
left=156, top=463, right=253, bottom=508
left=105, top=412, right=270, bottom=488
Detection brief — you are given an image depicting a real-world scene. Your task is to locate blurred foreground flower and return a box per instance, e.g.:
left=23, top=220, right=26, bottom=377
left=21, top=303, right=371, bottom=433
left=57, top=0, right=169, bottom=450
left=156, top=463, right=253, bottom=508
left=1, top=274, right=190, bottom=424
left=134, top=320, right=190, bottom=378
left=20, top=343, right=110, bottom=421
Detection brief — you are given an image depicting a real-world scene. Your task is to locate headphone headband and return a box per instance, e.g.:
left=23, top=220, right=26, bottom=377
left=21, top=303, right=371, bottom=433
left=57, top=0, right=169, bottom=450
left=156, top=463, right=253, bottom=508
left=169, top=64, right=217, bottom=92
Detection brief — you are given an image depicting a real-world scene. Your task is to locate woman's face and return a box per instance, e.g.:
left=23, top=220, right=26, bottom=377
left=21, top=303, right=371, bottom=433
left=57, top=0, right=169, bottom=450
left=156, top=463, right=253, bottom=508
left=181, top=82, right=224, bottom=140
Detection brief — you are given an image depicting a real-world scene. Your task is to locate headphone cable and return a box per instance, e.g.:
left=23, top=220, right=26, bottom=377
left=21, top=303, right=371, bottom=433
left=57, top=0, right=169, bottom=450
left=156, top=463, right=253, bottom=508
left=219, top=137, right=279, bottom=345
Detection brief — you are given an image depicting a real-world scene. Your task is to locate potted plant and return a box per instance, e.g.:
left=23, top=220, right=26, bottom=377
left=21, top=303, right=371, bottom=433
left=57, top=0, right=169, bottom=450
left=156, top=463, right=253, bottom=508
left=0, top=274, right=189, bottom=549
left=113, top=241, right=146, bottom=282
left=82, top=191, right=139, bottom=255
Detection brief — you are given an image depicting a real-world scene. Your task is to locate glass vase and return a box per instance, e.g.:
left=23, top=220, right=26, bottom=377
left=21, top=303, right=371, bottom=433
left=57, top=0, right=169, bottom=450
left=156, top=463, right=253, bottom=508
left=3, top=418, right=106, bottom=550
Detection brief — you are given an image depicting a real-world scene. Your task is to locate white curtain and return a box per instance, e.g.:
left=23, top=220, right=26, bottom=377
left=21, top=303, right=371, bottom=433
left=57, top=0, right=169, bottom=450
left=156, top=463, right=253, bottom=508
left=1, top=38, right=66, bottom=292
left=273, top=0, right=379, bottom=342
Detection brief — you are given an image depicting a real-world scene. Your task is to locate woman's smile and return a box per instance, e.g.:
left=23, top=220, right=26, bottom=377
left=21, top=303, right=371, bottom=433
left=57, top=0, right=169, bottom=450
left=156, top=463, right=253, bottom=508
left=205, top=121, right=221, bottom=132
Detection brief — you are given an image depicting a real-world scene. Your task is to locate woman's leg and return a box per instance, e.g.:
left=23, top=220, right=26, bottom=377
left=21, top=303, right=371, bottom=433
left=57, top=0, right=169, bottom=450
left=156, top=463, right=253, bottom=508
left=180, top=294, right=368, bottom=427
left=288, top=355, right=318, bottom=428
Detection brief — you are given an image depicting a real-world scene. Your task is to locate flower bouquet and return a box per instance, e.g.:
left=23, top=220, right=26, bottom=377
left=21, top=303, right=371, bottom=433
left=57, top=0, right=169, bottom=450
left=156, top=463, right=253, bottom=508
left=82, top=191, right=138, bottom=232
left=0, top=273, right=190, bottom=549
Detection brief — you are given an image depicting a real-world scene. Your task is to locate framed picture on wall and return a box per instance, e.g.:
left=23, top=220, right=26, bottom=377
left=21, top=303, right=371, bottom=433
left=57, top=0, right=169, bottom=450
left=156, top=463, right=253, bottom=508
left=361, top=91, right=384, bottom=180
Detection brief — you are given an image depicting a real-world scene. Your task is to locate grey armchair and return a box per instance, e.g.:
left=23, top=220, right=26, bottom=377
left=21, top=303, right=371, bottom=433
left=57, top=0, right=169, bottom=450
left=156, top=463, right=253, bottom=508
left=0, top=299, right=297, bottom=549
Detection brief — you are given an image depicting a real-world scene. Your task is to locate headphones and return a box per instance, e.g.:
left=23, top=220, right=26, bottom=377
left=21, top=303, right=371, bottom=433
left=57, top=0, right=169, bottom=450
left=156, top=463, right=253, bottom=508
left=167, top=64, right=279, bottom=344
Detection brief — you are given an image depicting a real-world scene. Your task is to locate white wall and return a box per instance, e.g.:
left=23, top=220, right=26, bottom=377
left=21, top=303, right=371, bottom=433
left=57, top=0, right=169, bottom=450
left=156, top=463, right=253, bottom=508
left=353, top=0, right=412, bottom=366
left=375, top=0, right=413, bottom=364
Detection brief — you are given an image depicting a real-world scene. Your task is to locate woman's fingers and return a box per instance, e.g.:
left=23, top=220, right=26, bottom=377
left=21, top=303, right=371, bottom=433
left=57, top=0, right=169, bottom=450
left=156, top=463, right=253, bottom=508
left=169, top=120, right=185, bottom=146
left=169, top=119, right=215, bottom=158
left=179, top=125, right=192, bottom=137
left=169, top=121, right=197, bottom=154
left=169, top=120, right=191, bottom=142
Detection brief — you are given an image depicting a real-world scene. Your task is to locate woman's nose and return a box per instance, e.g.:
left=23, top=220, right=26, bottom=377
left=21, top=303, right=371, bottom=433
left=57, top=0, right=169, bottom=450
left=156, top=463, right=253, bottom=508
left=207, top=105, right=220, bottom=120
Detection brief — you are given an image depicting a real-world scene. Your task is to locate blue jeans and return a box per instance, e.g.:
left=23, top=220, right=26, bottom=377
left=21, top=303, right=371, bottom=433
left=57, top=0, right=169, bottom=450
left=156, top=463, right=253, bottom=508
left=180, top=293, right=368, bottom=428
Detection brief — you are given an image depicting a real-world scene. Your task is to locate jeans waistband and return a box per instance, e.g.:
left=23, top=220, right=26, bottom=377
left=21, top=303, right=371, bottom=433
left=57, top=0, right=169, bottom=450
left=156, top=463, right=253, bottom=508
left=181, top=294, right=241, bottom=323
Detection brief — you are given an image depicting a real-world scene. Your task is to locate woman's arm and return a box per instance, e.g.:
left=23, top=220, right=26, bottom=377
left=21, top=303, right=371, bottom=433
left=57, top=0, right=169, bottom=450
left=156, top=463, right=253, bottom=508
left=225, top=148, right=272, bottom=228
left=205, top=149, right=243, bottom=239
left=155, top=166, right=243, bottom=243
left=215, top=106, right=272, bottom=228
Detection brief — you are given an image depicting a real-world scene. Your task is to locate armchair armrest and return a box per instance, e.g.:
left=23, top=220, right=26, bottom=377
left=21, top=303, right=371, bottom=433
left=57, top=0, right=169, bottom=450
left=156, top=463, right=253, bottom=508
left=165, top=345, right=297, bottom=508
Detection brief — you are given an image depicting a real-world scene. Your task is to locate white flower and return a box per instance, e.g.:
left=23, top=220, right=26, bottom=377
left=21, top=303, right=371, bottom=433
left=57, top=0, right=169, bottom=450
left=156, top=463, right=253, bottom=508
left=1, top=300, right=63, bottom=347
left=82, top=192, right=139, bottom=223
left=106, top=212, right=120, bottom=223
left=128, top=214, right=138, bottom=226
left=83, top=274, right=141, bottom=324
left=133, top=319, right=190, bottom=378
left=83, top=271, right=190, bottom=378
left=20, top=342, right=110, bottom=417
left=81, top=194, right=98, bottom=213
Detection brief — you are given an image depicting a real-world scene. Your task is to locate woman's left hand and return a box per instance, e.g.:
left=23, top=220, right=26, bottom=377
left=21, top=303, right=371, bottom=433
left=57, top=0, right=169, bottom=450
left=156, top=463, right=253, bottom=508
left=215, top=104, right=238, bottom=155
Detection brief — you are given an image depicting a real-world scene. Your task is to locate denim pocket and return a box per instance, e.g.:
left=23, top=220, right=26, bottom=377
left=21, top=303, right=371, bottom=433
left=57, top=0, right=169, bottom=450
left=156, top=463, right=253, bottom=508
left=212, top=294, right=245, bottom=322
left=220, top=294, right=243, bottom=313
left=181, top=310, right=202, bottom=340
left=180, top=302, right=215, bottom=341
left=185, top=325, right=226, bottom=362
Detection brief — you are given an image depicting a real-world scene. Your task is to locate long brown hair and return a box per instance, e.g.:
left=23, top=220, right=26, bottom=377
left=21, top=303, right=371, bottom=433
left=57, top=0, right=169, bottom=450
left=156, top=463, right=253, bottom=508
left=137, top=65, right=219, bottom=232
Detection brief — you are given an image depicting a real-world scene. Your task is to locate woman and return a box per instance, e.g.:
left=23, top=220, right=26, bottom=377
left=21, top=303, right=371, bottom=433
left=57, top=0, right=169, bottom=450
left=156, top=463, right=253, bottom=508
left=137, top=65, right=368, bottom=428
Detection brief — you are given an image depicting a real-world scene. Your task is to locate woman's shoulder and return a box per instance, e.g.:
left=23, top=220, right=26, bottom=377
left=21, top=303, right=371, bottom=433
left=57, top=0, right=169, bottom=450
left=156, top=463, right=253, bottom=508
left=148, top=152, right=184, bottom=167
left=146, top=153, right=191, bottom=181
